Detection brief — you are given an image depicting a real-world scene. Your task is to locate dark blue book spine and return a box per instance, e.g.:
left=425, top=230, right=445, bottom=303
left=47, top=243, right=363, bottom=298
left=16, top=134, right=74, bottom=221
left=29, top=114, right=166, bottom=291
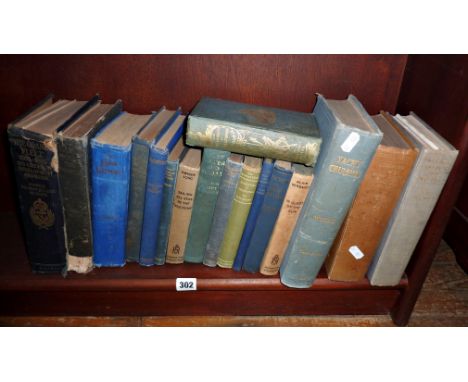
left=91, top=142, right=131, bottom=267
left=242, top=162, right=292, bottom=273
left=232, top=159, right=273, bottom=271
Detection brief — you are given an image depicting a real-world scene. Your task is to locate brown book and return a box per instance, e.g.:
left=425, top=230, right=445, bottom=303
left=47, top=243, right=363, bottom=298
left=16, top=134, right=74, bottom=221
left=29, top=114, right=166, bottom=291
left=325, top=111, right=418, bottom=281
left=166, top=148, right=202, bottom=264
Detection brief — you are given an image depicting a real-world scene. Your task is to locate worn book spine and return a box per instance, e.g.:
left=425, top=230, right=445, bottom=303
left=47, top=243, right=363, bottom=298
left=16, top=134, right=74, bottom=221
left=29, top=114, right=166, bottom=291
left=203, top=156, right=243, bottom=267
left=217, top=158, right=261, bottom=268
left=91, top=143, right=130, bottom=267
left=233, top=159, right=273, bottom=271
left=325, top=145, right=417, bottom=281
left=260, top=165, right=313, bottom=276
left=184, top=149, right=230, bottom=263
left=166, top=157, right=201, bottom=264
left=242, top=161, right=292, bottom=273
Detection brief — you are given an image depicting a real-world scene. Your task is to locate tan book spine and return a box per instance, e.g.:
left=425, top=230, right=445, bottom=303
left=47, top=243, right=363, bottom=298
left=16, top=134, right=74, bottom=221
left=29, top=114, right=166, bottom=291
left=166, top=156, right=201, bottom=264
left=260, top=170, right=313, bottom=276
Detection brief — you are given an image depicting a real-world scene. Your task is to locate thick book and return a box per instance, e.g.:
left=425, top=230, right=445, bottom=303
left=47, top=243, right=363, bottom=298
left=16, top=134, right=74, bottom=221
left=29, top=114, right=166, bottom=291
left=166, top=148, right=202, bottom=264
left=8, top=96, right=89, bottom=274
left=57, top=97, right=123, bottom=273
left=91, top=112, right=152, bottom=267
left=217, top=156, right=262, bottom=268
left=242, top=160, right=293, bottom=273
left=368, top=113, right=458, bottom=286
left=325, top=112, right=418, bottom=281
left=233, top=158, right=274, bottom=271
left=184, top=149, right=230, bottom=263
left=280, top=94, right=383, bottom=288
left=154, top=138, right=187, bottom=265
left=203, top=154, right=243, bottom=267
left=125, top=108, right=181, bottom=263
left=186, top=97, right=322, bottom=166
left=260, top=164, right=313, bottom=276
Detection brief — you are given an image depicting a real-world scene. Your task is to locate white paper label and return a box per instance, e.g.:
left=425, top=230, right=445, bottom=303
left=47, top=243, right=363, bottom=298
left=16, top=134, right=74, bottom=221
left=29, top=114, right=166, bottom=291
left=176, top=278, right=197, bottom=291
left=341, top=132, right=360, bottom=153
left=349, top=245, right=365, bottom=260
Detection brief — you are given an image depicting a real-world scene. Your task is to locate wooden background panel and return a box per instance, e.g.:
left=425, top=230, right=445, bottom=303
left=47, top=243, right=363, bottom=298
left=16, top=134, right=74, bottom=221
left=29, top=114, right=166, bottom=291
left=0, top=54, right=407, bottom=212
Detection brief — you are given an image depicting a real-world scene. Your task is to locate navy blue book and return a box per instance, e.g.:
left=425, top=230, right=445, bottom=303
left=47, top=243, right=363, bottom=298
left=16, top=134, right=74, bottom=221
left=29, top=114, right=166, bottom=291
left=138, top=114, right=186, bottom=266
left=91, top=112, right=152, bottom=267
left=241, top=160, right=292, bottom=273
left=232, top=159, right=273, bottom=271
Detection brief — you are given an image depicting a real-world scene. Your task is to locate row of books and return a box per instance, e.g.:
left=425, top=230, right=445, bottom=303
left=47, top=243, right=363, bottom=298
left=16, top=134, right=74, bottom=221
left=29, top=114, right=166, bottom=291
left=8, top=94, right=458, bottom=288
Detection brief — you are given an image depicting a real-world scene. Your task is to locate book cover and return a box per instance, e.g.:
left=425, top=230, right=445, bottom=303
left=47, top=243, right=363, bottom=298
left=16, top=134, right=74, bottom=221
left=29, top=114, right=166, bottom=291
left=368, top=113, right=458, bottom=286
left=325, top=112, right=418, bottom=281
left=260, top=164, right=313, bottom=276
left=184, top=148, right=230, bottom=263
left=233, top=158, right=273, bottom=271
left=217, top=156, right=262, bottom=268
left=280, top=94, right=382, bottom=288
left=186, top=97, right=322, bottom=166
left=242, top=160, right=292, bottom=273
left=203, top=154, right=243, bottom=267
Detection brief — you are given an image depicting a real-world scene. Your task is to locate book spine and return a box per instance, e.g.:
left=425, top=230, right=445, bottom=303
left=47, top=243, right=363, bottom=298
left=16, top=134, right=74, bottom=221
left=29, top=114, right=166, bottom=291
left=8, top=129, right=66, bottom=273
left=139, top=148, right=168, bottom=266
left=260, top=169, right=313, bottom=276
left=187, top=116, right=321, bottom=166
left=125, top=139, right=150, bottom=262
left=166, top=162, right=200, bottom=264
left=233, top=159, right=273, bottom=271
left=242, top=162, right=292, bottom=273
left=184, top=149, right=230, bottom=263
left=217, top=162, right=261, bottom=268
left=203, top=157, right=243, bottom=267
left=91, top=142, right=130, bottom=267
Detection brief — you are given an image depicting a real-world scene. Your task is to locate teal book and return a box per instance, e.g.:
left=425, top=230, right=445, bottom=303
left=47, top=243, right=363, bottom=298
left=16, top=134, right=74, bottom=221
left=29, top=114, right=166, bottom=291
left=280, top=94, right=383, bottom=288
left=184, top=148, right=230, bottom=263
left=186, top=97, right=322, bottom=166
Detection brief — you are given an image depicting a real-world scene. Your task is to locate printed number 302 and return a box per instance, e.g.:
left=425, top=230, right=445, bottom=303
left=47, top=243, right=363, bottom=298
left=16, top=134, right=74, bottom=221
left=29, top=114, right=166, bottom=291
left=176, top=278, right=197, bottom=291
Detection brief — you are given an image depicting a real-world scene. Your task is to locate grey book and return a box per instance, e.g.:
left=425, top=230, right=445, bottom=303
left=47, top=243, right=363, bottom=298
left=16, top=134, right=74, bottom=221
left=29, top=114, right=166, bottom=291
left=368, top=113, right=458, bottom=286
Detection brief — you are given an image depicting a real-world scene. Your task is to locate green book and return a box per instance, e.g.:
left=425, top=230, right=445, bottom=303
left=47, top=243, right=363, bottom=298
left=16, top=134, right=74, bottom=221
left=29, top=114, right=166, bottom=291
left=217, top=156, right=262, bottom=268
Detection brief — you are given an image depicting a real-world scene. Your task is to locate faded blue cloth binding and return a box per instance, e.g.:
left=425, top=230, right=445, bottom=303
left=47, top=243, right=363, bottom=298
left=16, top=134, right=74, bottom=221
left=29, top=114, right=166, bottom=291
left=232, top=159, right=273, bottom=271
left=242, top=160, right=292, bottom=273
left=280, top=94, right=382, bottom=288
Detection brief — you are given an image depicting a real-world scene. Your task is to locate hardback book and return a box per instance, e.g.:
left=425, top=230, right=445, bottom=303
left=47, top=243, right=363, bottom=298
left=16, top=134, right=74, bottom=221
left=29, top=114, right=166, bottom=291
left=91, top=112, right=152, bottom=267
left=125, top=107, right=181, bottom=264
left=242, top=160, right=293, bottom=273
left=203, top=153, right=244, bottom=267
left=233, top=158, right=274, bottom=271
left=154, top=138, right=187, bottom=265
left=166, top=148, right=202, bottom=264
left=368, top=113, right=458, bottom=286
left=8, top=95, right=89, bottom=273
left=184, top=149, right=230, bottom=263
left=280, top=94, right=383, bottom=288
left=325, top=112, right=418, bottom=281
left=217, top=156, right=262, bottom=268
left=260, top=164, right=313, bottom=276
left=57, top=97, right=123, bottom=273
left=186, top=97, right=322, bottom=166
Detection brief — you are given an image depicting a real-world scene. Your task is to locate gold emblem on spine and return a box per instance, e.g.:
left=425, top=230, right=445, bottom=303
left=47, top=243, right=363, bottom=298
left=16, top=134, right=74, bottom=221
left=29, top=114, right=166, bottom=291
left=29, top=198, right=55, bottom=229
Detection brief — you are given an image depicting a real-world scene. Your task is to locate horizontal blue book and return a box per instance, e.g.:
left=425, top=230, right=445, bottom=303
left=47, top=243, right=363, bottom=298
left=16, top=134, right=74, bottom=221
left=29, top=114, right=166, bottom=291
left=232, top=158, right=273, bottom=271
left=242, top=160, right=292, bottom=273
left=154, top=138, right=187, bottom=265
left=280, top=94, right=382, bottom=288
left=91, top=112, right=152, bottom=267
left=139, top=114, right=186, bottom=266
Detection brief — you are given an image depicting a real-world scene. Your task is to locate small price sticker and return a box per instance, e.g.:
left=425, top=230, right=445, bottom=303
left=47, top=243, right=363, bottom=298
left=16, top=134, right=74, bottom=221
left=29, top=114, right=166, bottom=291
left=349, top=245, right=365, bottom=260
left=176, top=278, right=197, bottom=291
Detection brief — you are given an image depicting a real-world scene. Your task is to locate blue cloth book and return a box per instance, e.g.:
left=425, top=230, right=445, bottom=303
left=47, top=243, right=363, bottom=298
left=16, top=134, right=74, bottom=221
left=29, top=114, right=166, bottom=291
left=91, top=112, right=152, bottom=267
left=241, top=160, right=292, bottom=273
left=138, top=115, right=186, bottom=266
left=280, top=94, right=382, bottom=288
left=232, top=159, right=273, bottom=271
